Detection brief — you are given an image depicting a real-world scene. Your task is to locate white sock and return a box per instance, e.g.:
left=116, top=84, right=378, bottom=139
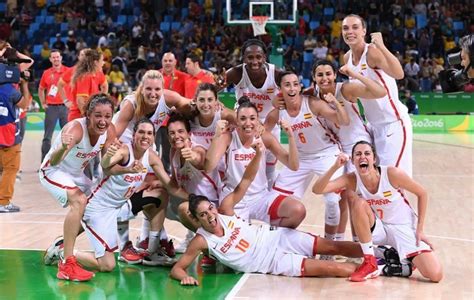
left=335, top=233, right=345, bottom=241
left=139, top=218, right=150, bottom=241
left=360, top=241, right=374, bottom=256
left=159, top=228, right=168, bottom=241
left=325, top=232, right=336, bottom=241
left=148, top=231, right=160, bottom=254
left=352, top=235, right=359, bottom=242
left=117, top=221, right=130, bottom=250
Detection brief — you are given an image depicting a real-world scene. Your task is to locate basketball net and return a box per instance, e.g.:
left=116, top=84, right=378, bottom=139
left=251, top=16, right=268, bottom=36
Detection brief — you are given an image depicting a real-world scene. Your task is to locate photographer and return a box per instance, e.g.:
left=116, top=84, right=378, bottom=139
left=460, top=34, right=474, bottom=79
left=439, top=34, right=473, bottom=93
left=0, top=34, right=32, bottom=213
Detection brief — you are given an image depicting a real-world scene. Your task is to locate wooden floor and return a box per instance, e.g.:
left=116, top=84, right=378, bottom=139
left=1, top=131, right=473, bottom=299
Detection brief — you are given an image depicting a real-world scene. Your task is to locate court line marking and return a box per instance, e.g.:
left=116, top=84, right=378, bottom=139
left=225, top=273, right=250, bottom=300
left=413, top=138, right=474, bottom=149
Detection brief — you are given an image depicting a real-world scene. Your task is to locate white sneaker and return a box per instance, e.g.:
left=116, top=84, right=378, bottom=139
left=43, top=236, right=64, bottom=265
left=319, top=255, right=335, bottom=261
left=142, top=250, right=177, bottom=267
left=175, top=230, right=195, bottom=254
left=0, top=203, right=20, bottom=213
left=346, top=257, right=364, bottom=264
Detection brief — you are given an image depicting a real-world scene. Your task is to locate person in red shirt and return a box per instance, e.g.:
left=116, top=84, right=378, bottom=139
left=184, top=53, right=215, bottom=99
left=160, top=52, right=189, bottom=96
left=38, top=49, right=70, bottom=161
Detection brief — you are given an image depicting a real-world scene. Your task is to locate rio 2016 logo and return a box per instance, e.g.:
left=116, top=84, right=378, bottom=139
left=411, top=118, right=444, bottom=128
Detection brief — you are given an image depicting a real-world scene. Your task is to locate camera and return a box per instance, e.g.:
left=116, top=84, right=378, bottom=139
left=0, top=47, right=33, bottom=85
left=439, top=35, right=474, bottom=93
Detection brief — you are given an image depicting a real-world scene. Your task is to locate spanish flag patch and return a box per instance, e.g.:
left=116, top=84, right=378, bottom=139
left=304, top=113, right=312, bottom=119
left=361, top=64, right=367, bottom=70
left=383, top=191, right=392, bottom=197
left=267, top=88, right=275, bottom=94
left=228, top=221, right=234, bottom=229
left=159, top=112, right=166, bottom=118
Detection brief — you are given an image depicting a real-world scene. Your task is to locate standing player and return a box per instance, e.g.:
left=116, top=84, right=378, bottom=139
left=342, top=15, right=412, bottom=177
left=38, top=49, right=70, bottom=161
left=265, top=70, right=348, bottom=249
left=171, top=142, right=364, bottom=285
left=39, top=94, right=116, bottom=281
left=205, top=97, right=304, bottom=228
left=218, top=39, right=282, bottom=187
left=313, top=141, right=443, bottom=282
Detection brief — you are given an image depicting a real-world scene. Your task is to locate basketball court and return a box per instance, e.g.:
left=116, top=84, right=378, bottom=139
left=0, top=131, right=472, bottom=299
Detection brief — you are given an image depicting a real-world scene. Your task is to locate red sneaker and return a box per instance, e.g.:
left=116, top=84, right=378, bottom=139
left=119, top=241, right=145, bottom=264
left=160, top=239, right=176, bottom=258
left=57, top=256, right=94, bottom=282
left=200, top=255, right=216, bottom=268
left=349, top=255, right=379, bottom=282
left=136, top=238, right=149, bottom=251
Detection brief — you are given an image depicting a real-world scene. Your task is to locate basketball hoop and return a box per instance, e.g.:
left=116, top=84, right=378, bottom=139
left=251, top=16, right=269, bottom=37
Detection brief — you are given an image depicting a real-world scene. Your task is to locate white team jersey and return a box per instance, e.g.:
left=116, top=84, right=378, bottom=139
left=41, top=118, right=106, bottom=177
left=87, top=143, right=150, bottom=208
left=190, top=111, right=221, bottom=149
left=222, top=131, right=268, bottom=198
left=355, top=166, right=415, bottom=225
left=197, top=214, right=280, bottom=273
left=235, top=63, right=280, bottom=120
left=278, top=96, right=339, bottom=158
left=315, top=83, right=371, bottom=150
left=347, top=44, right=408, bottom=126
left=171, top=144, right=221, bottom=201
left=113, top=93, right=171, bottom=143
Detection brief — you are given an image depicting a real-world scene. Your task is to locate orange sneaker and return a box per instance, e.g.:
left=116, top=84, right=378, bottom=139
left=349, top=255, right=379, bottom=282
left=119, top=241, right=145, bottom=264
left=57, top=256, right=94, bottom=282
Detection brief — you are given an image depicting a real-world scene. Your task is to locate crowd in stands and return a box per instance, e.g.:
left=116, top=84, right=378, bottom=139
left=0, top=0, right=472, bottom=99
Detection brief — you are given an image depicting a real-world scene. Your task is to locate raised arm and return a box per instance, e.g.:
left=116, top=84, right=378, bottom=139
left=49, top=122, right=82, bottom=166
left=263, top=120, right=299, bottom=170
left=149, top=150, right=189, bottom=200
left=180, top=145, right=207, bottom=170
left=113, top=98, right=135, bottom=138
left=204, top=120, right=231, bottom=172
left=313, top=153, right=353, bottom=194
left=367, top=33, right=404, bottom=80
left=263, top=108, right=279, bottom=132
left=218, top=140, right=264, bottom=215
left=339, top=65, right=387, bottom=102
left=170, top=235, right=207, bottom=285
left=163, top=89, right=193, bottom=115
left=310, top=95, right=349, bottom=126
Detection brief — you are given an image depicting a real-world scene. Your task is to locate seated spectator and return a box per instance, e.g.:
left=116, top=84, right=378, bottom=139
left=303, top=32, right=317, bottom=53
left=108, top=64, right=126, bottom=92
left=313, top=39, right=328, bottom=60
left=52, top=34, right=65, bottom=52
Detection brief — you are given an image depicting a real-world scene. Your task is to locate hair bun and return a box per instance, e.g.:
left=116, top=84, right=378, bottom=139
left=237, top=96, right=251, bottom=106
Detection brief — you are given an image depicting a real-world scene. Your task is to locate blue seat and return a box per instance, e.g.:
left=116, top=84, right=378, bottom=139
left=117, top=15, right=127, bottom=24
left=215, top=36, right=222, bottom=45
left=181, top=8, right=189, bottom=20
left=160, top=22, right=171, bottom=32
left=302, top=78, right=311, bottom=88
left=323, top=7, right=334, bottom=16
left=303, top=14, right=310, bottom=23
left=453, top=21, right=464, bottom=31
left=303, top=51, right=313, bottom=63
left=45, top=16, right=55, bottom=24
left=35, top=16, right=45, bottom=23
left=60, top=23, right=68, bottom=32
left=309, top=21, right=320, bottom=30
left=0, top=3, right=6, bottom=12
left=33, top=44, right=42, bottom=56
left=30, top=22, right=40, bottom=32
left=171, top=22, right=181, bottom=31
left=164, top=15, right=173, bottom=22
left=416, top=14, right=427, bottom=29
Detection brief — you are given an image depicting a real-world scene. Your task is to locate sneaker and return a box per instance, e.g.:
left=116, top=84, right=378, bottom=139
left=349, top=255, right=379, bottom=282
left=200, top=255, right=216, bottom=268
left=142, top=250, right=177, bottom=267
left=319, top=255, right=334, bottom=261
left=136, top=237, right=149, bottom=251
left=175, top=231, right=195, bottom=254
left=345, top=257, right=363, bottom=264
left=57, top=256, right=94, bottom=282
left=160, top=239, right=176, bottom=258
left=118, top=241, right=145, bottom=264
left=382, top=262, right=413, bottom=277
left=0, top=203, right=20, bottom=213
left=43, top=236, right=64, bottom=265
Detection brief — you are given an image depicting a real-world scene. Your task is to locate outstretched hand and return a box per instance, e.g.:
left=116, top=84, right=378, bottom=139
left=214, top=67, right=227, bottom=89
left=334, top=153, right=350, bottom=169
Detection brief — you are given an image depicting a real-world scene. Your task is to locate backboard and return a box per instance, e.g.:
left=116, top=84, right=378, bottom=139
left=225, top=0, right=297, bottom=25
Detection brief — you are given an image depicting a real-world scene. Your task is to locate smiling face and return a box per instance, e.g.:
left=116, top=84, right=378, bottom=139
left=461, top=48, right=474, bottom=78
left=167, top=120, right=190, bottom=150
left=194, top=89, right=217, bottom=117
left=133, top=122, right=155, bottom=152
left=280, top=73, right=301, bottom=100
left=352, top=143, right=376, bottom=175
left=313, top=64, right=337, bottom=91
left=236, top=107, right=259, bottom=138
left=141, top=78, right=163, bottom=107
left=195, top=201, right=219, bottom=232
left=162, top=53, right=177, bottom=74
left=243, top=45, right=266, bottom=72
left=50, top=51, right=62, bottom=67
left=342, top=16, right=366, bottom=46
left=86, top=103, right=113, bottom=135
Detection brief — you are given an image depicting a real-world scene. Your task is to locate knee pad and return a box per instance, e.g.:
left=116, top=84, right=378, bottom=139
left=130, top=190, right=162, bottom=215
left=324, top=193, right=340, bottom=226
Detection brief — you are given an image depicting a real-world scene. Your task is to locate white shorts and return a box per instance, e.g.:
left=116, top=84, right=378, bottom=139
left=266, top=229, right=317, bottom=277
left=266, top=125, right=280, bottom=166
left=116, top=201, right=135, bottom=222
left=372, top=217, right=431, bottom=264
left=273, top=153, right=343, bottom=199
left=234, top=190, right=286, bottom=223
left=371, top=117, right=413, bottom=177
left=39, top=168, right=92, bottom=207
left=82, top=205, right=120, bottom=258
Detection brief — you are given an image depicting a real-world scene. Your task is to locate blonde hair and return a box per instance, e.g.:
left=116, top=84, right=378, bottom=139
left=134, top=70, right=164, bottom=120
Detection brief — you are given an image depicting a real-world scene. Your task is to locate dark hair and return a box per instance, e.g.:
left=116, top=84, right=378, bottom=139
left=236, top=96, right=258, bottom=115
left=460, top=34, right=474, bottom=65
left=50, top=49, right=62, bottom=55
left=133, top=118, right=154, bottom=134
left=85, top=93, right=115, bottom=116
left=186, top=53, right=201, bottom=64
left=343, top=14, right=367, bottom=29
left=194, top=82, right=218, bottom=101
left=312, top=59, right=337, bottom=76
left=188, top=194, right=211, bottom=218
left=242, top=38, right=267, bottom=56
left=351, top=140, right=378, bottom=167
left=276, top=70, right=298, bottom=87
left=167, top=112, right=191, bottom=133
